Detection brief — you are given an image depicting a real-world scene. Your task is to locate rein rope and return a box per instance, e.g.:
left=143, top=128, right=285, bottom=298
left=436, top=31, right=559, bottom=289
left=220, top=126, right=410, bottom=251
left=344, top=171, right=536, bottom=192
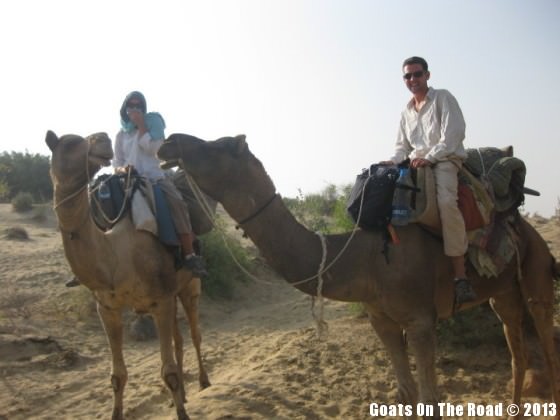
left=89, top=169, right=134, bottom=226
left=235, top=193, right=279, bottom=228
left=179, top=166, right=368, bottom=337
left=53, top=142, right=133, bottom=235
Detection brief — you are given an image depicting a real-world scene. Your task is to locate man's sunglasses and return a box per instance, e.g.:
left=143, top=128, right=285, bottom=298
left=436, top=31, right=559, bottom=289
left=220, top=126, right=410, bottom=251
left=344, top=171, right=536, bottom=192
left=403, top=70, right=425, bottom=80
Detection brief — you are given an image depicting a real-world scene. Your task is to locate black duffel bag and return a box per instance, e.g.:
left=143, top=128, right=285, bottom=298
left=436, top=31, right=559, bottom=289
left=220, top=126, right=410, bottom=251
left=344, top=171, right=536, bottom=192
left=346, top=164, right=400, bottom=230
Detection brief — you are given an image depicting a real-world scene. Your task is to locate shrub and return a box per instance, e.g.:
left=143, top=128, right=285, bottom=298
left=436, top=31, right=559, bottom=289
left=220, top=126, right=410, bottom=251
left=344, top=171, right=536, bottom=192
left=11, top=191, right=34, bottom=212
left=199, top=220, right=253, bottom=299
left=4, top=226, right=29, bottom=240
left=284, top=184, right=356, bottom=234
left=437, top=304, right=505, bottom=349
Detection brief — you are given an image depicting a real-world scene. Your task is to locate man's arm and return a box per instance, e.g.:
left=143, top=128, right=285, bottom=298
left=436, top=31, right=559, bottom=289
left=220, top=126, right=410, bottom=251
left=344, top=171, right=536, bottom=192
left=425, top=91, right=466, bottom=163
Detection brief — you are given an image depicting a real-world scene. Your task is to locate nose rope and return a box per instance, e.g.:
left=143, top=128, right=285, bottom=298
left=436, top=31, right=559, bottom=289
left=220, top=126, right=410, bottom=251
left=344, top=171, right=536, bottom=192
left=177, top=164, right=368, bottom=339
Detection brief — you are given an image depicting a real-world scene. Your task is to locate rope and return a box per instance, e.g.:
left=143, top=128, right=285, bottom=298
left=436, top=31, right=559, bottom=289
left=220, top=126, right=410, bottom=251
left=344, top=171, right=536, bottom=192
left=53, top=184, right=87, bottom=209
left=88, top=169, right=134, bottom=226
left=311, top=232, right=328, bottom=339
left=179, top=168, right=373, bottom=338
left=476, top=148, right=487, bottom=177
left=180, top=170, right=367, bottom=287
left=182, top=171, right=276, bottom=285
left=54, top=140, right=132, bottom=232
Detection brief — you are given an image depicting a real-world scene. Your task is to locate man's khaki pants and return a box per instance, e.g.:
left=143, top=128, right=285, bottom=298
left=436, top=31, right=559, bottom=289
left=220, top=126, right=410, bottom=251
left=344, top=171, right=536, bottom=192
left=433, top=160, right=468, bottom=257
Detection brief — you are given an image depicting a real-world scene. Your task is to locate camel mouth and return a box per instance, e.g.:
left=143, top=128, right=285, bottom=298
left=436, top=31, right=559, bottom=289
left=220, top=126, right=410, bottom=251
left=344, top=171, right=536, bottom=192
left=90, top=154, right=113, bottom=167
left=160, top=158, right=180, bottom=170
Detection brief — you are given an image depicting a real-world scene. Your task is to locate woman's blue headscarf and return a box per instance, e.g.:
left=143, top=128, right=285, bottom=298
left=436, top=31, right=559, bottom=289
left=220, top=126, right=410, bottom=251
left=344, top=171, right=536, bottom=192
left=119, top=91, right=166, bottom=140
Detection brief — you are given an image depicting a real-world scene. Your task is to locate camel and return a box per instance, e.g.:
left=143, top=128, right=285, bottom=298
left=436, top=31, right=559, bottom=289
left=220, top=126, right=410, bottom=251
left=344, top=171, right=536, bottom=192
left=45, top=131, right=210, bottom=420
left=157, top=133, right=560, bottom=419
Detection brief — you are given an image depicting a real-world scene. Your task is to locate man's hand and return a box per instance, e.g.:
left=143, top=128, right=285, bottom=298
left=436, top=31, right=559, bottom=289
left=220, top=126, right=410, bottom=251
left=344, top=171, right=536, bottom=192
left=114, top=165, right=133, bottom=174
left=410, top=158, right=432, bottom=169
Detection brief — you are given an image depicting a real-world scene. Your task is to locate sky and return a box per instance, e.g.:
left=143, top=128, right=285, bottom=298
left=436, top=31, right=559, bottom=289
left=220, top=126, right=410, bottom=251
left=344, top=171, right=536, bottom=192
left=1, top=0, right=559, bottom=216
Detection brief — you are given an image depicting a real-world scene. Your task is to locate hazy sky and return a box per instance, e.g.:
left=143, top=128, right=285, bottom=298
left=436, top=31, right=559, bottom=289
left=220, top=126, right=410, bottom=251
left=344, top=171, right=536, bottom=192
left=1, top=0, right=559, bottom=215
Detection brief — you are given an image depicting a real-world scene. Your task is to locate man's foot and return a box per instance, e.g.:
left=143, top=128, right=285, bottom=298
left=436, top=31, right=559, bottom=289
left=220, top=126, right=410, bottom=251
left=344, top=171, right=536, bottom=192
left=65, top=276, right=80, bottom=288
left=184, top=254, right=208, bottom=278
left=454, top=278, right=476, bottom=304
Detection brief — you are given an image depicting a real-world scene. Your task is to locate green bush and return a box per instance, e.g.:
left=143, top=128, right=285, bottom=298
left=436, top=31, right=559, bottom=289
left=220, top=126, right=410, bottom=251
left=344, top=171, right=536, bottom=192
left=199, top=222, right=253, bottom=299
left=11, top=191, right=34, bottom=212
left=0, top=151, right=52, bottom=202
left=437, top=304, right=505, bottom=349
left=284, top=184, right=356, bottom=234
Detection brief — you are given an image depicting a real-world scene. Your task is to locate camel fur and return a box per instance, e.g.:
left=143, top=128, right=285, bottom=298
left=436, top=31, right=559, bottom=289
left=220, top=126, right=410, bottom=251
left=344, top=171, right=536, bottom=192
left=158, top=133, right=560, bottom=420
left=46, top=131, right=210, bottom=420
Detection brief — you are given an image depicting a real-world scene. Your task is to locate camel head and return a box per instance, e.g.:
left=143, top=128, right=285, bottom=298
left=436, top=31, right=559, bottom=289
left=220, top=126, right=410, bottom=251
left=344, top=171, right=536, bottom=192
left=46, top=130, right=113, bottom=190
left=158, top=133, right=276, bottom=205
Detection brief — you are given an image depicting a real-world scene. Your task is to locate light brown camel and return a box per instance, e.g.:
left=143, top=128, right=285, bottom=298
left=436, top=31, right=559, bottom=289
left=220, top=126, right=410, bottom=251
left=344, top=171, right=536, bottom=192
left=158, top=133, right=560, bottom=420
left=46, top=130, right=210, bottom=420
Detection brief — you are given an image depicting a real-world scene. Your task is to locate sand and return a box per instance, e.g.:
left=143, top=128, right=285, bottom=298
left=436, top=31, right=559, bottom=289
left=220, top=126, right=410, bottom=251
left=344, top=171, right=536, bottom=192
left=0, top=203, right=558, bottom=419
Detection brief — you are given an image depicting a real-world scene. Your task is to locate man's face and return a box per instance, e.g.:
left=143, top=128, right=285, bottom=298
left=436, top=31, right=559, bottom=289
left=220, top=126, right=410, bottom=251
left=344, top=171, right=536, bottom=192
left=403, top=63, right=430, bottom=95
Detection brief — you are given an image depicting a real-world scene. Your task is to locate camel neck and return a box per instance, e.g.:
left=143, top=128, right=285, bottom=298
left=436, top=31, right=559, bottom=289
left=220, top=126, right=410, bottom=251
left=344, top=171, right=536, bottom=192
left=229, top=194, right=337, bottom=296
left=54, top=185, right=92, bottom=236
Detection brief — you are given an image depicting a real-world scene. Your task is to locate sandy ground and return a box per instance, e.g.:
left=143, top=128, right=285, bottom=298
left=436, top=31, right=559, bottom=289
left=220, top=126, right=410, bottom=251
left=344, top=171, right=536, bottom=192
left=0, top=203, right=559, bottom=420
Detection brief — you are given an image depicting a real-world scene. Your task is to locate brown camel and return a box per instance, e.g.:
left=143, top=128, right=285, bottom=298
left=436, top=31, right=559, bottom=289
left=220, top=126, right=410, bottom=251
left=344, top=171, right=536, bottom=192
left=158, top=133, right=560, bottom=419
left=46, top=131, right=210, bottom=420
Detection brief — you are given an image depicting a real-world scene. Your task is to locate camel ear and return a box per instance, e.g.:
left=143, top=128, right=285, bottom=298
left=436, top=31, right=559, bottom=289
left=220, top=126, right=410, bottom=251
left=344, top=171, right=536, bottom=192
left=45, top=130, right=59, bottom=151
left=234, top=134, right=247, bottom=156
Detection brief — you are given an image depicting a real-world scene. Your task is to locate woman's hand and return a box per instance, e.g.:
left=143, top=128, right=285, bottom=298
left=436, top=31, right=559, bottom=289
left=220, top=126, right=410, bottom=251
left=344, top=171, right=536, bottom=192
left=127, top=109, right=147, bottom=135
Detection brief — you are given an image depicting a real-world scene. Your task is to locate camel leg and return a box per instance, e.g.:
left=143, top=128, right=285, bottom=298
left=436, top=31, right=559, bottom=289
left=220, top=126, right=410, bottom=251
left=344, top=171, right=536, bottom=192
left=490, top=291, right=526, bottom=419
left=525, top=299, right=560, bottom=419
left=172, top=302, right=186, bottom=403
left=178, top=283, right=211, bottom=390
left=406, top=314, right=440, bottom=420
left=518, top=246, right=560, bottom=415
left=97, top=304, right=127, bottom=420
left=364, top=304, right=418, bottom=412
left=152, top=297, right=189, bottom=420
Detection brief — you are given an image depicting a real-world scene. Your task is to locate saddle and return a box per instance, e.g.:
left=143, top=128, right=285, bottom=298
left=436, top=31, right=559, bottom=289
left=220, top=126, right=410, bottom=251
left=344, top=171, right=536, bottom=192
left=90, top=173, right=140, bottom=231
left=408, top=146, right=530, bottom=277
left=90, top=171, right=216, bottom=238
left=408, top=165, right=494, bottom=233
left=410, top=146, right=528, bottom=231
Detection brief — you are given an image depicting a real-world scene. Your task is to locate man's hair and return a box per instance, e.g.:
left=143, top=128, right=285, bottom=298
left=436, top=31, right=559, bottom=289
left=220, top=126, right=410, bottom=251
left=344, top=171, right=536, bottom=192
left=402, top=56, right=429, bottom=72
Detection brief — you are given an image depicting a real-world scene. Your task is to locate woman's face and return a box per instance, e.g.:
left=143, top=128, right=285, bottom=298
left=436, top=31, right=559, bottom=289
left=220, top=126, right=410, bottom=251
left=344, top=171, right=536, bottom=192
left=125, top=98, right=144, bottom=123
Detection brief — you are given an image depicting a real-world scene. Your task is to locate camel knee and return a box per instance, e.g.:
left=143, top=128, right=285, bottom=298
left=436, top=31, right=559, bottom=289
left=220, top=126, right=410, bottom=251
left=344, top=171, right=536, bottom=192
left=165, top=372, right=181, bottom=392
left=527, top=299, right=554, bottom=325
left=162, top=363, right=182, bottom=393
left=111, top=373, right=127, bottom=394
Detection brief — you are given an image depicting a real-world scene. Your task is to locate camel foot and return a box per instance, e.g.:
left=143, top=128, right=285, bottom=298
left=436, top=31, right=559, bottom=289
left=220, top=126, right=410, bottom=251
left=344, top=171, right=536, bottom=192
left=199, top=375, right=211, bottom=390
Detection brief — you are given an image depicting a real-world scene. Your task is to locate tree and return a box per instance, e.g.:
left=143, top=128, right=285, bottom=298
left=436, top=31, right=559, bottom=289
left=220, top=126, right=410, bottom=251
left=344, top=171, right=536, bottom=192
left=0, top=151, right=52, bottom=202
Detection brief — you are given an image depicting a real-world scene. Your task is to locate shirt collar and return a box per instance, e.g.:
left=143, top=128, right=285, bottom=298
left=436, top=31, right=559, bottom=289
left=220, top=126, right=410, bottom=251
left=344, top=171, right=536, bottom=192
left=406, top=86, right=435, bottom=110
